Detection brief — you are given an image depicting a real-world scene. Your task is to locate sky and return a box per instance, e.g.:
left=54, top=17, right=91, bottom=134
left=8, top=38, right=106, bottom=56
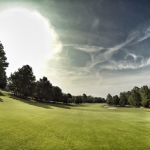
left=0, top=0, right=150, bottom=98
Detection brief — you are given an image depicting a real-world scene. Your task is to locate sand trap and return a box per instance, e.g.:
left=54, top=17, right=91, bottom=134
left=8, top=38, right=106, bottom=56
left=108, top=107, right=117, bottom=109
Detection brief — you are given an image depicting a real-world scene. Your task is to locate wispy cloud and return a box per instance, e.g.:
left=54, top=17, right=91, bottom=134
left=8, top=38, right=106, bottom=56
left=37, top=0, right=150, bottom=97
left=50, top=20, right=150, bottom=72
left=76, top=21, right=150, bottom=70
left=127, top=21, right=150, bottom=45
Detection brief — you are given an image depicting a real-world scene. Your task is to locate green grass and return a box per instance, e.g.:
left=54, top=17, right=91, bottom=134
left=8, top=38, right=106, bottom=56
left=0, top=91, right=150, bottom=150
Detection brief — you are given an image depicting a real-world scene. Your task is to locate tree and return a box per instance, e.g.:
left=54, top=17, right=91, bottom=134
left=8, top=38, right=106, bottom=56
left=119, top=92, right=127, bottom=107
left=106, top=94, right=112, bottom=105
left=67, top=93, right=72, bottom=105
left=53, top=86, right=62, bottom=102
left=18, top=65, right=36, bottom=97
left=128, top=88, right=141, bottom=107
left=112, top=95, right=120, bottom=106
left=36, top=76, right=53, bottom=102
left=0, top=42, right=9, bottom=89
left=132, top=86, right=140, bottom=93
left=8, top=71, right=21, bottom=96
left=102, top=98, right=106, bottom=103
left=8, top=65, right=35, bottom=97
left=67, top=93, right=72, bottom=99
left=87, top=95, right=94, bottom=103
left=140, top=85, right=150, bottom=107
left=68, top=98, right=73, bottom=105
left=125, top=91, right=131, bottom=105
left=83, top=93, right=87, bottom=103
left=62, top=93, right=68, bottom=104
left=75, top=96, right=82, bottom=105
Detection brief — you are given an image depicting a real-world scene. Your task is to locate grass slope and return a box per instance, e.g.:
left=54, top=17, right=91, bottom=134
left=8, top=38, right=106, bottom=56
left=0, top=91, right=150, bottom=150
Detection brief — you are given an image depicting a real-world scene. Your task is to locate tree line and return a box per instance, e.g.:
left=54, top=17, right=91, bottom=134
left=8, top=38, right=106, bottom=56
left=0, top=42, right=9, bottom=89
left=1, top=41, right=149, bottom=107
left=0, top=42, right=105, bottom=105
left=6, top=64, right=105, bottom=105
left=0, top=42, right=106, bottom=105
left=106, top=86, right=150, bottom=107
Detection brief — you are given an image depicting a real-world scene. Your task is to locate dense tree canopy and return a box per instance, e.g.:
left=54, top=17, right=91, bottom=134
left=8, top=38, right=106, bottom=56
left=53, top=86, right=62, bottom=102
left=6, top=62, right=150, bottom=108
left=83, top=93, right=87, bottom=103
left=119, top=92, right=127, bottom=107
left=128, top=87, right=141, bottom=107
left=124, top=91, right=131, bottom=105
left=8, top=65, right=35, bottom=97
left=112, top=95, right=120, bottom=106
left=0, top=42, right=9, bottom=89
left=62, top=93, right=69, bottom=104
left=35, top=76, right=53, bottom=101
left=74, top=96, right=82, bottom=105
left=6, top=63, right=150, bottom=108
left=140, top=85, right=150, bottom=107
left=106, top=94, right=112, bottom=105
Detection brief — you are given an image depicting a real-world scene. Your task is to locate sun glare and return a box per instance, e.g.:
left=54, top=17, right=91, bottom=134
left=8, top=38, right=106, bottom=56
left=0, top=7, right=61, bottom=77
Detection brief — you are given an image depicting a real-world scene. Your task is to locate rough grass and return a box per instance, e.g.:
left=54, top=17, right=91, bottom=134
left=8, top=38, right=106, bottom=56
left=0, top=91, right=150, bottom=150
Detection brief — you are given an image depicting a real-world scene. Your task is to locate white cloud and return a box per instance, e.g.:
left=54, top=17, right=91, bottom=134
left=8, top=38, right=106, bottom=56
left=42, top=18, right=150, bottom=97
left=125, top=52, right=137, bottom=60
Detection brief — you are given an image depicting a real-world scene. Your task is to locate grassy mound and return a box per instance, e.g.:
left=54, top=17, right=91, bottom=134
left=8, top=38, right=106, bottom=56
left=0, top=91, right=150, bottom=150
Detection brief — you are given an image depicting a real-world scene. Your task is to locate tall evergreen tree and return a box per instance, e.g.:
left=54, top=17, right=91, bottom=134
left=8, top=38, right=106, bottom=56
left=106, top=94, right=112, bottom=105
left=125, top=91, right=131, bottom=105
left=8, top=71, right=22, bottom=96
left=75, top=96, right=82, bottom=105
left=83, top=93, right=87, bottom=103
left=53, top=86, right=62, bottom=102
left=0, top=42, right=9, bottom=89
left=119, top=92, right=128, bottom=107
left=129, top=88, right=141, bottom=107
left=140, top=85, right=150, bottom=107
left=18, top=65, right=35, bottom=97
left=8, top=65, right=35, bottom=97
left=36, top=76, right=53, bottom=102
left=62, top=93, right=69, bottom=104
left=112, top=95, right=120, bottom=106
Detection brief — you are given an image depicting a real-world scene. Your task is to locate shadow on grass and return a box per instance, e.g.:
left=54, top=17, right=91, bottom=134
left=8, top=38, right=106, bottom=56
left=9, top=94, right=52, bottom=109
left=8, top=94, right=72, bottom=109
left=107, top=105, right=136, bottom=108
left=71, top=103, right=90, bottom=107
left=49, top=103, right=71, bottom=109
left=0, top=98, right=3, bottom=102
left=0, top=91, right=5, bottom=96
